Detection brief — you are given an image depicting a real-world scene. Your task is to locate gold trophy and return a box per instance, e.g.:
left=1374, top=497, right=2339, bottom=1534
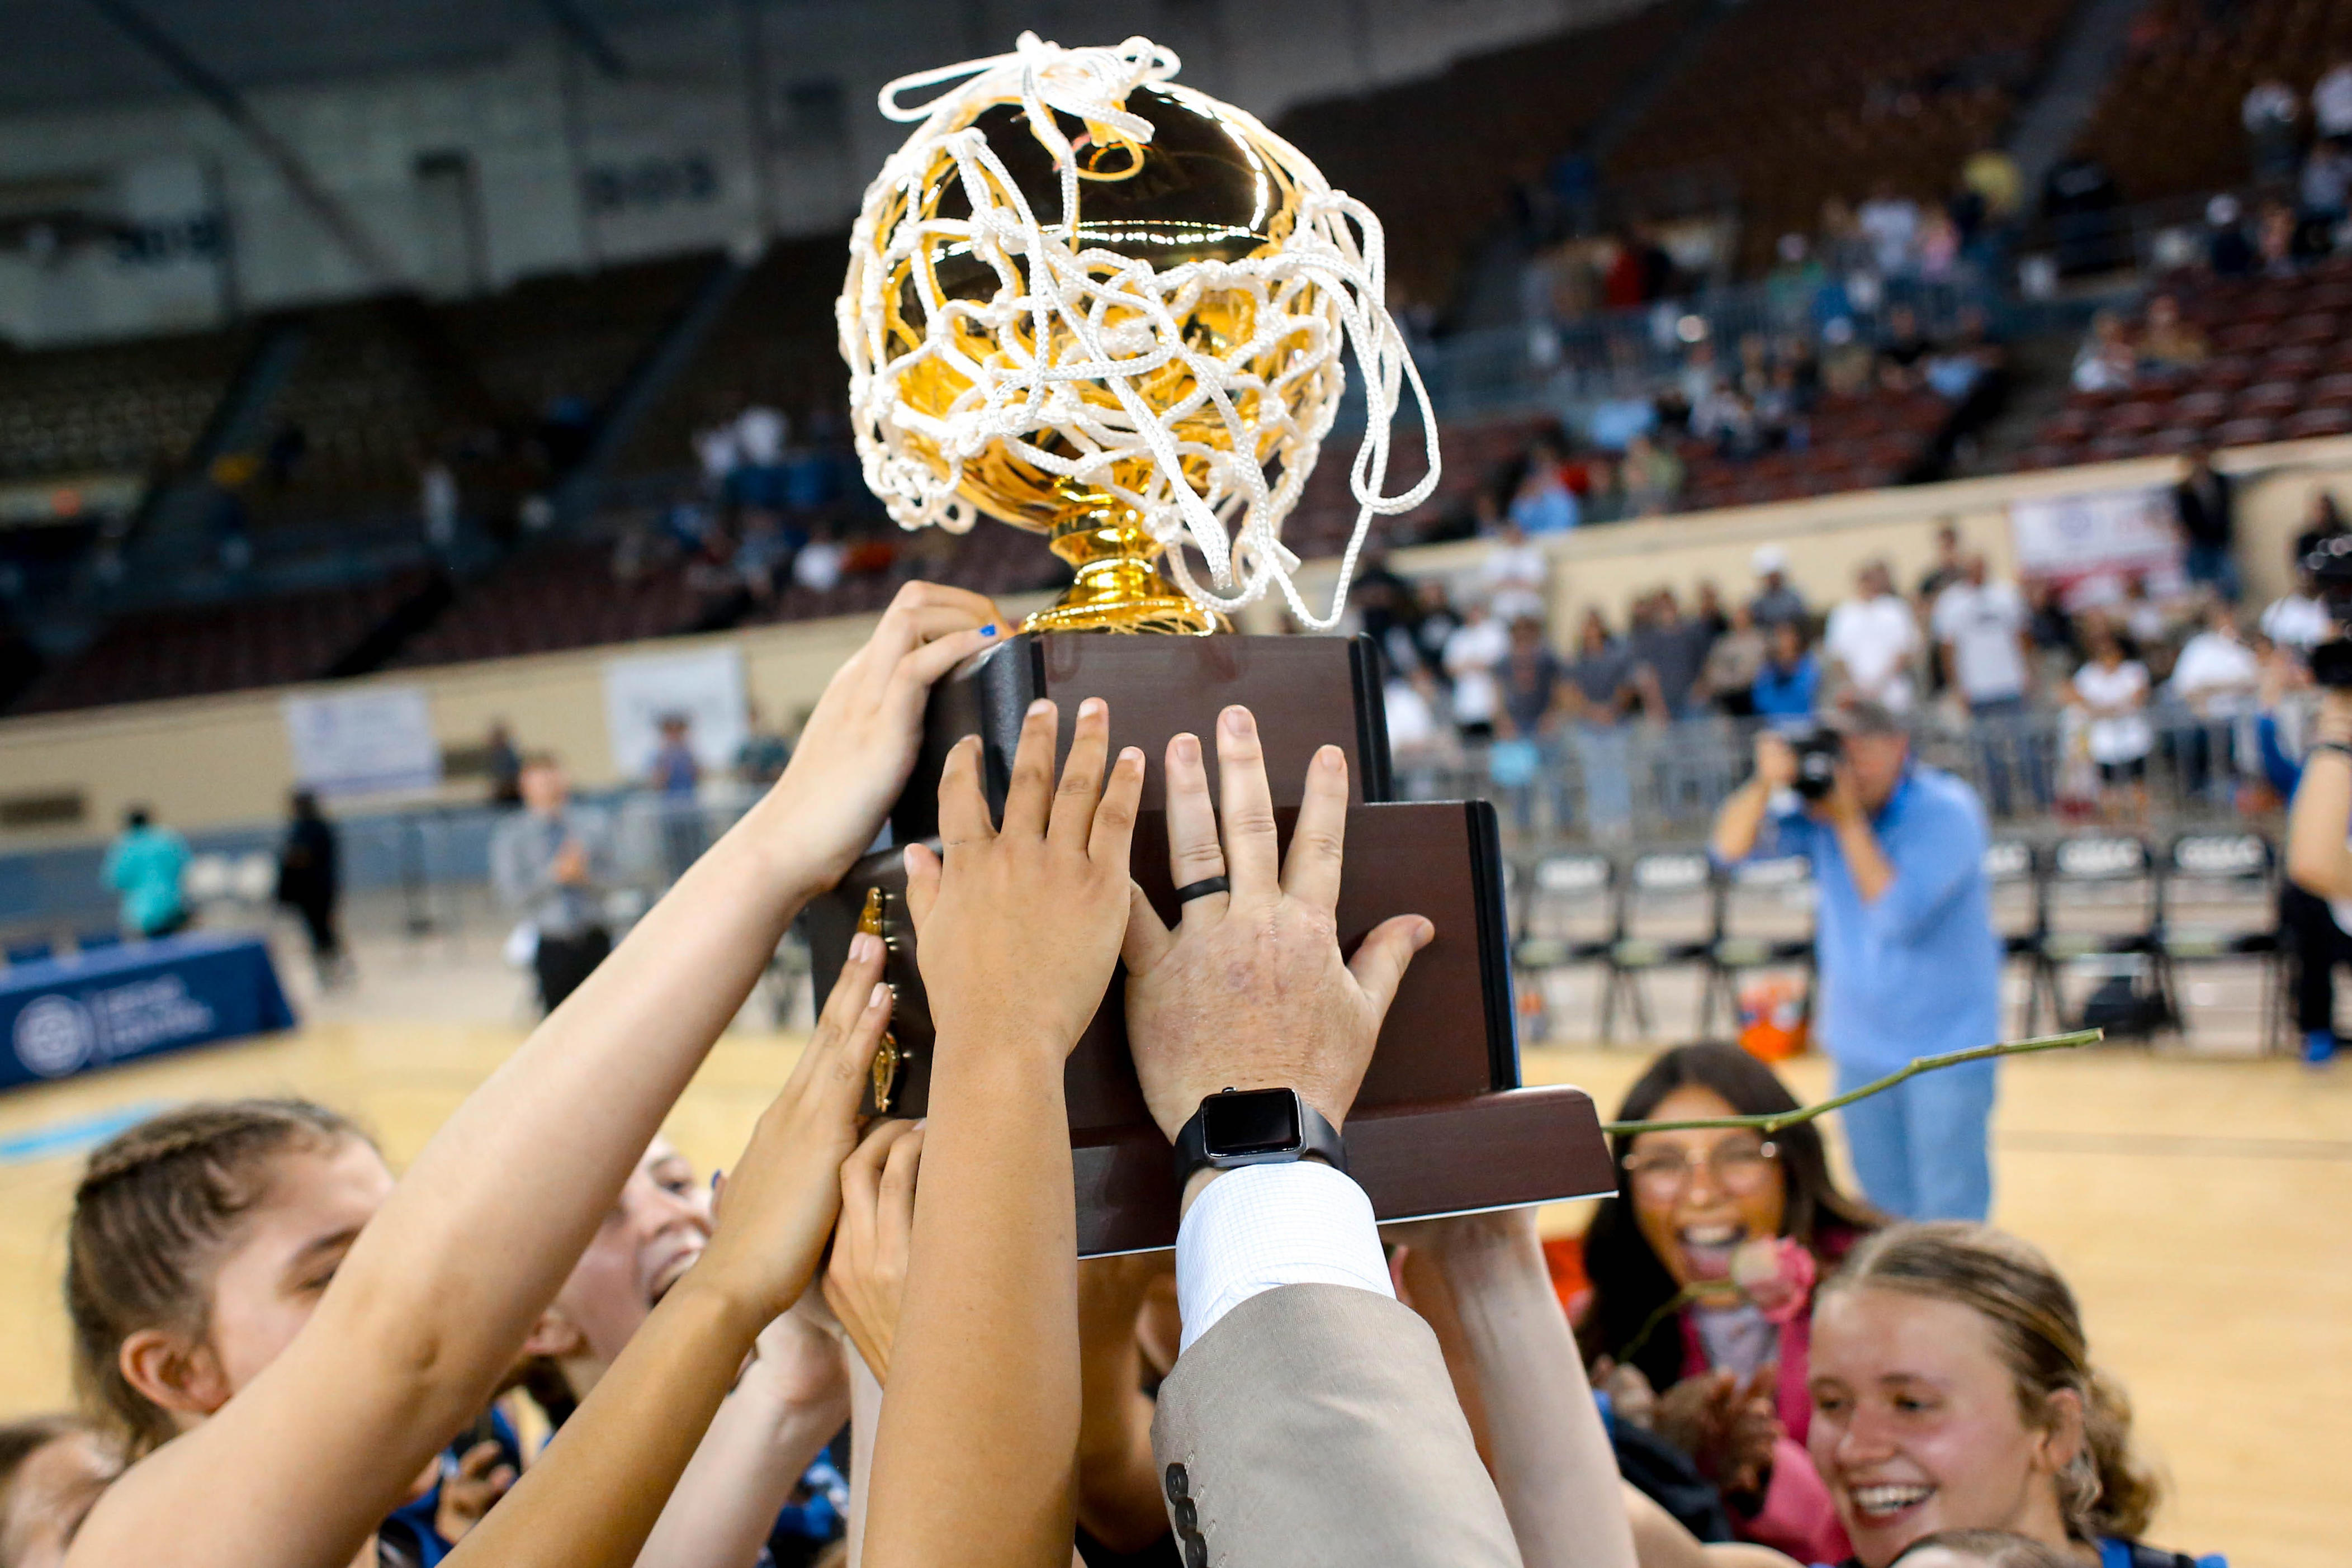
left=813, top=37, right=1614, bottom=1255
left=839, top=32, right=1436, bottom=636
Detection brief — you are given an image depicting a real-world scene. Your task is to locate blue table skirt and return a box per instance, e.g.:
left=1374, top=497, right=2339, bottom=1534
left=2, top=932, right=295, bottom=1092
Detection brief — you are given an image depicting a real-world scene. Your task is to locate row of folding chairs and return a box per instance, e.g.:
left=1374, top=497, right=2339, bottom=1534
left=1507, top=830, right=2289, bottom=1049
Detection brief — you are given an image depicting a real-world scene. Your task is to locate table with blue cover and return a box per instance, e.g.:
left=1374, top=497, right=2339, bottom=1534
left=1, top=932, right=295, bottom=1092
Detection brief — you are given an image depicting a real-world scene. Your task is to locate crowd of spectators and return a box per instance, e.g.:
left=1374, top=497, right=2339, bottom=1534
left=1365, top=467, right=2348, bottom=841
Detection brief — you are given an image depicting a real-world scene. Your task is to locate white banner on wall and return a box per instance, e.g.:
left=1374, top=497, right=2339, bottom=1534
left=281, top=686, right=442, bottom=798
left=602, top=646, right=746, bottom=780
left=2006, top=486, right=2184, bottom=607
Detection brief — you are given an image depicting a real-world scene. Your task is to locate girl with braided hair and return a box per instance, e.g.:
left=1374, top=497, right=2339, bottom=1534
left=55, top=584, right=1008, bottom=1568
left=1805, top=1223, right=2223, bottom=1568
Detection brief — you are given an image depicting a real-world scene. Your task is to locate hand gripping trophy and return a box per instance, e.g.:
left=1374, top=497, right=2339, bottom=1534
left=840, top=31, right=1440, bottom=634
left=813, top=35, right=1613, bottom=1254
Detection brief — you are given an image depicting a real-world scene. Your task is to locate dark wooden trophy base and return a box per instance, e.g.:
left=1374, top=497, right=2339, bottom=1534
left=806, top=632, right=1615, bottom=1254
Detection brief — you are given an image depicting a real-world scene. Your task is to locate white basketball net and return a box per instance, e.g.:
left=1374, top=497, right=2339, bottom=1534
left=839, top=32, right=1441, bottom=631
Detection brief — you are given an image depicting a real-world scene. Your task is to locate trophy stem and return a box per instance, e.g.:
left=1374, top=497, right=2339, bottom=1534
left=1023, top=511, right=1227, bottom=636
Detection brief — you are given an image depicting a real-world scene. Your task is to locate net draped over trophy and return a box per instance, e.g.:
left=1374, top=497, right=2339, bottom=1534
left=839, top=32, right=1440, bottom=634
left=812, top=33, right=1613, bottom=1255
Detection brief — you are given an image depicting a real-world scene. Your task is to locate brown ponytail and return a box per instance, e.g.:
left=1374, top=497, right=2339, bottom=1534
left=64, top=1100, right=368, bottom=1458
left=1824, top=1222, right=2160, bottom=1542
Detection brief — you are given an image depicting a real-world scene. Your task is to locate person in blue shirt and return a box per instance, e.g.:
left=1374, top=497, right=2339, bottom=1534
left=1752, top=619, right=1824, bottom=721
left=1710, top=702, right=2002, bottom=1220
left=101, top=807, right=192, bottom=939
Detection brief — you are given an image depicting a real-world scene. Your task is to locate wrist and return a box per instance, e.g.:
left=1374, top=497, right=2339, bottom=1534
left=656, top=1271, right=775, bottom=1354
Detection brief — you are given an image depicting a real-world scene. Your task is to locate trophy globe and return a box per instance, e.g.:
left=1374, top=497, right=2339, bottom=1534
left=840, top=34, right=1438, bottom=634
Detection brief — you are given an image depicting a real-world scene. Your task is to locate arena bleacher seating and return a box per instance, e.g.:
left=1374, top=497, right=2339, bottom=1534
left=2075, top=0, right=2352, bottom=205
left=0, top=326, right=244, bottom=486
left=387, top=542, right=702, bottom=670
left=1272, top=1, right=1697, bottom=311
left=8, top=571, right=432, bottom=714
left=1602, top=0, right=2075, bottom=271
left=2019, top=258, right=2352, bottom=466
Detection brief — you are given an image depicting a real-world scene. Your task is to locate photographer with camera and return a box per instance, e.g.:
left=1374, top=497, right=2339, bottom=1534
left=1710, top=702, right=2002, bottom=1220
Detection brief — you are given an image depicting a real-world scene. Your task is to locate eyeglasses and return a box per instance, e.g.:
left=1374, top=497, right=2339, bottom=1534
left=1621, top=1140, right=1780, bottom=1201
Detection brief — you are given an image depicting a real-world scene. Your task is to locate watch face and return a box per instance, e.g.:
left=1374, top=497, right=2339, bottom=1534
left=1199, top=1089, right=1303, bottom=1158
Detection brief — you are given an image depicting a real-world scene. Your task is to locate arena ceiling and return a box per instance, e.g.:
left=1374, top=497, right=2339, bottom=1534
left=0, top=0, right=736, bottom=116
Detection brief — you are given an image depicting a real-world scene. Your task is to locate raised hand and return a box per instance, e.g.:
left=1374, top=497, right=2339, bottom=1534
left=902, top=696, right=1145, bottom=1059
left=825, top=1119, right=925, bottom=1383
left=690, top=932, right=897, bottom=1321
left=433, top=1440, right=517, bottom=1546
left=1121, top=705, right=1433, bottom=1143
left=765, top=581, right=1007, bottom=891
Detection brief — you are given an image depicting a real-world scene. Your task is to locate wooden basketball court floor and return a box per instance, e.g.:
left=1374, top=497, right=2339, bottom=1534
left=0, top=1001, right=2343, bottom=1562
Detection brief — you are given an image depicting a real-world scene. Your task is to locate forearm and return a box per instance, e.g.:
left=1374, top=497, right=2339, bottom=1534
left=1711, top=779, right=1773, bottom=863
left=447, top=1281, right=769, bottom=1568
left=633, top=1358, right=849, bottom=1568
left=1829, top=813, right=1894, bottom=903
left=865, top=1045, right=1078, bottom=1568
left=845, top=1351, right=882, bottom=1567
left=1434, top=1223, right=1637, bottom=1568
left=325, top=794, right=829, bottom=1425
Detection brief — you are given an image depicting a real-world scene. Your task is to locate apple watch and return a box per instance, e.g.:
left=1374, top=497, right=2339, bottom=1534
left=1172, top=1086, right=1347, bottom=1185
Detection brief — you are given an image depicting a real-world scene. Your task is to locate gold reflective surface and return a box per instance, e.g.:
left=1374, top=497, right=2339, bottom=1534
left=867, top=83, right=1334, bottom=633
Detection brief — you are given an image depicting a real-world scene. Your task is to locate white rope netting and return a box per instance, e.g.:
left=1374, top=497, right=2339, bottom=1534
left=838, top=32, right=1441, bottom=631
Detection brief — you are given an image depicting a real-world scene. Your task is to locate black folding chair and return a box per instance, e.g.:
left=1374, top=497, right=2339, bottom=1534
left=1512, top=851, right=1618, bottom=1044
left=1701, top=853, right=1816, bottom=1036
left=1984, top=839, right=2043, bottom=1036
left=2031, top=834, right=2167, bottom=1038
left=1602, top=849, right=1718, bottom=1043
left=2154, top=830, right=2283, bottom=1051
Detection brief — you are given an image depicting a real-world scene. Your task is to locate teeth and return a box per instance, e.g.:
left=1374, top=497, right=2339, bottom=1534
left=1851, top=1485, right=1932, bottom=1517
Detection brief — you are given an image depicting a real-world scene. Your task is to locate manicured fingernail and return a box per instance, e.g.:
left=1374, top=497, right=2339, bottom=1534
left=1028, top=698, right=1054, bottom=718
left=1318, top=745, right=1343, bottom=771
left=868, top=982, right=890, bottom=1010
left=711, top=1169, right=722, bottom=1191
left=851, top=931, right=879, bottom=962
left=980, top=623, right=999, bottom=637
left=1222, top=705, right=1250, bottom=735
left=1120, top=746, right=1144, bottom=767
left=1414, top=918, right=1436, bottom=947
left=1079, top=697, right=1106, bottom=720
left=1175, top=732, right=1200, bottom=764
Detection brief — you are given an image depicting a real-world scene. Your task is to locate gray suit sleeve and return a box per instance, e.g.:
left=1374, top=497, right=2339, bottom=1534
left=1150, top=1283, right=1523, bottom=1568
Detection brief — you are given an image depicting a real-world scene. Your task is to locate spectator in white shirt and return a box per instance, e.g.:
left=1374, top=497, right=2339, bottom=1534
left=2244, top=78, right=2302, bottom=185
left=2262, top=562, right=2335, bottom=657
left=2070, top=620, right=2152, bottom=826
left=2171, top=603, right=2263, bottom=718
left=1443, top=599, right=1512, bottom=741
left=1479, top=519, right=1549, bottom=623
left=2316, top=58, right=2352, bottom=146
left=1933, top=555, right=2041, bottom=815
left=1855, top=182, right=1923, bottom=276
left=1824, top=560, right=1922, bottom=712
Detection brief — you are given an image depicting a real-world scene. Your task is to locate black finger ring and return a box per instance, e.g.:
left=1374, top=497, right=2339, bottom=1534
left=1174, top=876, right=1229, bottom=904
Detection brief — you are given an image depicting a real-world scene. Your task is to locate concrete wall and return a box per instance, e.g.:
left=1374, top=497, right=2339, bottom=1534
left=0, top=0, right=1651, bottom=345
left=7, top=435, right=2347, bottom=849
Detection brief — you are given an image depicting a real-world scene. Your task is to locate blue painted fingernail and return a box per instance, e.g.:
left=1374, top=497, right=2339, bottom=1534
left=981, top=623, right=998, bottom=637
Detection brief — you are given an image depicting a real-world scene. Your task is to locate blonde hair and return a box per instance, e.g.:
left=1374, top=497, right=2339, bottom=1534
left=1825, top=1223, right=2159, bottom=1541
left=65, top=1100, right=367, bottom=1457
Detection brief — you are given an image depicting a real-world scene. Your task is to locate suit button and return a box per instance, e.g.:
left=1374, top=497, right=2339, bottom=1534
left=1184, top=1532, right=1208, bottom=1568
left=1172, top=1499, right=1198, bottom=1532
left=1163, top=1462, right=1189, bottom=1502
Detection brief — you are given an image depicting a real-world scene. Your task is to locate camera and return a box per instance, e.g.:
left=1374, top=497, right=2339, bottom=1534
left=1786, top=723, right=1842, bottom=800
left=2304, top=535, right=2352, bottom=688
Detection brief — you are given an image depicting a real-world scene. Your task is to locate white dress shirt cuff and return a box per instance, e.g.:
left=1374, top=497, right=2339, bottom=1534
left=1174, top=1159, right=1394, bottom=1354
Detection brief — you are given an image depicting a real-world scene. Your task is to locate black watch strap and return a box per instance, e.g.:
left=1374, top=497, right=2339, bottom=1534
left=1172, top=1087, right=1347, bottom=1185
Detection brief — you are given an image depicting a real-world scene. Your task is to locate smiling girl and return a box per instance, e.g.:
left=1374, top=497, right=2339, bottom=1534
left=1806, top=1223, right=2221, bottom=1568
left=1582, top=1044, right=1884, bottom=1562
